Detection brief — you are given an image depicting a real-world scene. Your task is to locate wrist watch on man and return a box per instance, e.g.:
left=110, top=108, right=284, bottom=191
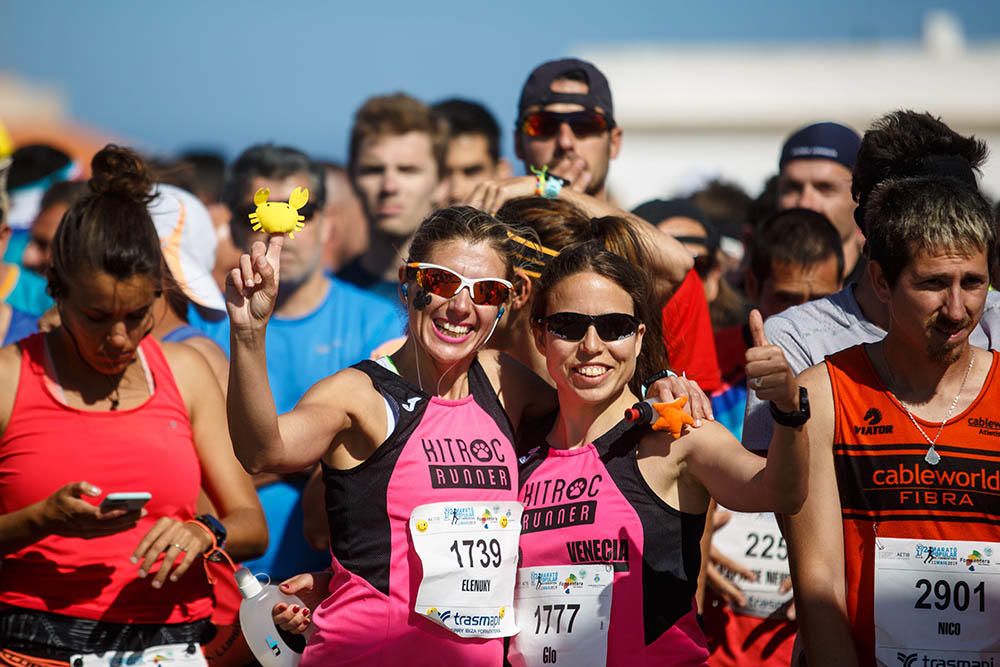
left=769, top=386, right=810, bottom=427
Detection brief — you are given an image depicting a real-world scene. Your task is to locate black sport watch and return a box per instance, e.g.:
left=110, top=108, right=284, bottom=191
left=769, top=386, right=810, bottom=427
left=194, top=513, right=227, bottom=550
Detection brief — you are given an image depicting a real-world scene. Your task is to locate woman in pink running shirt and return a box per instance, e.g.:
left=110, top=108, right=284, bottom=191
left=509, top=243, right=810, bottom=667
left=227, top=207, right=555, bottom=666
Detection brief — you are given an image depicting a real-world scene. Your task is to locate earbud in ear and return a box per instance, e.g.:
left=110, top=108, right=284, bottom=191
left=497, top=306, right=505, bottom=321
left=400, top=283, right=409, bottom=303
left=414, top=289, right=431, bottom=310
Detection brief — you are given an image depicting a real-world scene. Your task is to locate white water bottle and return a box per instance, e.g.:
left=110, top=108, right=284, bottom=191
left=235, top=567, right=310, bottom=667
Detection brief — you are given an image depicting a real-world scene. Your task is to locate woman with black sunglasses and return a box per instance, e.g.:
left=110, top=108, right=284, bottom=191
left=508, top=242, right=809, bottom=667
left=227, top=206, right=557, bottom=666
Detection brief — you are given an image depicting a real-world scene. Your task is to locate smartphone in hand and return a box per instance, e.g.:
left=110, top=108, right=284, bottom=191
left=99, top=492, right=152, bottom=513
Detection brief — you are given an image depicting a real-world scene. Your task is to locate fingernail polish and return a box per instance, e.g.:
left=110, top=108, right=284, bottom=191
left=152, top=580, right=161, bottom=589
left=130, top=556, right=138, bottom=564
left=137, top=569, right=146, bottom=578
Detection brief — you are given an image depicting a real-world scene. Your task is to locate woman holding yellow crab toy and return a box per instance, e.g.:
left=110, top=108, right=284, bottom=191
left=226, top=206, right=557, bottom=666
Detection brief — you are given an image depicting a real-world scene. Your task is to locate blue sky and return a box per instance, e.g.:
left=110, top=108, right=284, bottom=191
left=3, top=0, right=998, bottom=162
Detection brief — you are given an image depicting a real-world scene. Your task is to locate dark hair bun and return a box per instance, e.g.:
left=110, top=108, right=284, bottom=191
left=89, top=144, right=153, bottom=204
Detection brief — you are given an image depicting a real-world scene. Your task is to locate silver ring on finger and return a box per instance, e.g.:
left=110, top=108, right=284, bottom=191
left=171, top=543, right=188, bottom=552
left=751, top=377, right=763, bottom=390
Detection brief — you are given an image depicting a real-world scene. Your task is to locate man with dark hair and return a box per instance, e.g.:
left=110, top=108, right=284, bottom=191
left=703, top=208, right=843, bottom=667
left=470, top=59, right=714, bottom=393
left=741, top=112, right=1000, bottom=453
left=432, top=98, right=511, bottom=205
left=786, top=175, right=999, bottom=666
left=337, top=93, right=449, bottom=302
left=776, top=122, right=864, bottom=284
left=189, top=143, right=400, bottom=579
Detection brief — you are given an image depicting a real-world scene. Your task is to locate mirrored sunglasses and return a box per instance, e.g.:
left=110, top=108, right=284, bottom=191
left=519, top=110, right=613, bottom=139
left=405, top=262, right=512, bottom=306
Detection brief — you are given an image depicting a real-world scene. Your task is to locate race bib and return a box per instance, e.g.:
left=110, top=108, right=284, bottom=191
left=71, top=643, right=206, bottom=667
left=875, top=537, right=1000, bottom=666
left=711, top=509, right=792, bottom=618
left=410, top=501, right=522, bottom=638
left=508, top=564, right=614, bottom=667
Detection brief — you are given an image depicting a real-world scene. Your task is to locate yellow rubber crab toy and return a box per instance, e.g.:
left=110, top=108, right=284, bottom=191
left=248, top=186, right=309, bottom=239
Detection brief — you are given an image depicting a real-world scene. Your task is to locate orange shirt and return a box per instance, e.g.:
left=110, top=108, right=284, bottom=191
left=826, top=345, right=1000, bottom=665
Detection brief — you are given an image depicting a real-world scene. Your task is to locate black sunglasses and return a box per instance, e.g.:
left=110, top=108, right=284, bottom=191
left=519, top=110, right=613, bottom=140
left=535, top=312, right=639, bottom=342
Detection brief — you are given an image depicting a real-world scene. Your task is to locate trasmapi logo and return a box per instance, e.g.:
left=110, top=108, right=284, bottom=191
left=425, top=607, right=503, bottom=628
left=896, top=652, right=994, bottom=667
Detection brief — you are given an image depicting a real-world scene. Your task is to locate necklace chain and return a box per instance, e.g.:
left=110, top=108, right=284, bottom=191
left=887, top=350, right=975, bottom=465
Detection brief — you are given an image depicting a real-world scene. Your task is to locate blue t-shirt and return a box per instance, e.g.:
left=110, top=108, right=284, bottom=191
left=188, top=275, right=402, bottom=578
left=3, top=305, right=38, bottom=346
left=1, top=265, right=53, bottom=317
left=190, top=275, right=402, bottom=414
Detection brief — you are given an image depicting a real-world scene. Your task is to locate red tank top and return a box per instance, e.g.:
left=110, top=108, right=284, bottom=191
left=0, top=333, right=211, bottom=623
left=827, top=345, right=1000, bottom=665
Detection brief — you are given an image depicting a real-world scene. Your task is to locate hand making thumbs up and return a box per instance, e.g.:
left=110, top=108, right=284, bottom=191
left=744, top=309, right=799, bottom=413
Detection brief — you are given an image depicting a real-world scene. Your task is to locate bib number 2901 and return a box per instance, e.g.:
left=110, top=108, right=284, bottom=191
left=874, top=537, right=999, bottom=665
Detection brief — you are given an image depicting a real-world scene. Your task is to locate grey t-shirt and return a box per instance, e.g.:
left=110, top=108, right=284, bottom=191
left=741, top=286, right=1000, bottom=451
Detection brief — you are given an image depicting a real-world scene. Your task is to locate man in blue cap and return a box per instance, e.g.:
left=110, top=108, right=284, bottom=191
left=776, top=122, right=863, bottom=284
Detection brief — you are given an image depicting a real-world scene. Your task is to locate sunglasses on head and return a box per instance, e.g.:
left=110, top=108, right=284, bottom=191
left=519, top=110, right=613, bottom=140
left=535, top=312, right=640, bottom=342
left=405, top=262, right=512, bottom=306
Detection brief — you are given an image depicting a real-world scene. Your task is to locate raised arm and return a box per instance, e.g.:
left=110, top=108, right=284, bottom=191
left=682, top=310, right=808, bottom=514
left=781, top=362, right=858, bottom=667
left=224, top=235, right=363, bottom=474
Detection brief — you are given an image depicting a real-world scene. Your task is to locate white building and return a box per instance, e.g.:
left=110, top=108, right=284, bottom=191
left=579, top=12, right=1000, bottom=207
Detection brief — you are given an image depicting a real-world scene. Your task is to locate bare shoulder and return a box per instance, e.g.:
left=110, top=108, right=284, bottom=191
left=161, top=340, right=215, bottom=386
left=672, top=418, right=741, bottom=456
left=179, top=335, right=227, bottom=366
left=0, top=343, right=23, bottom=429
left=297, top=366, right=383, bottom=412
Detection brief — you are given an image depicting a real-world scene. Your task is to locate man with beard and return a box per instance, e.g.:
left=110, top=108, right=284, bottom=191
left=783, top=172, right=1000, bottom=667
left=189, top=143, right=400, bottom=578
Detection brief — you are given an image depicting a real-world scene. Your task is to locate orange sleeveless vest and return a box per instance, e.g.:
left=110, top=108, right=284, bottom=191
left=826, top=345, right=1000, bottom=664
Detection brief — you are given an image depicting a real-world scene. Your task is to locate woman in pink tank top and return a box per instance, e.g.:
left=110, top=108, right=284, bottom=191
left=0, top=146, right=266, bottom=665
left=509, top=243, right=811, bottom=667
left=227, top=207, right=556, bottom=666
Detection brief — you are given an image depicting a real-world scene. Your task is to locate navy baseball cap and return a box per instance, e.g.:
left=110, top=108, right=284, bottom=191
left=517, top=58, right=614, bottom=122
left=779, top=122, right=861, bottom=172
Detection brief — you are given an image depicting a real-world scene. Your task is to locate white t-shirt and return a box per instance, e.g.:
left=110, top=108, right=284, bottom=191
left=741, top=286, right=1000, bottom=451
